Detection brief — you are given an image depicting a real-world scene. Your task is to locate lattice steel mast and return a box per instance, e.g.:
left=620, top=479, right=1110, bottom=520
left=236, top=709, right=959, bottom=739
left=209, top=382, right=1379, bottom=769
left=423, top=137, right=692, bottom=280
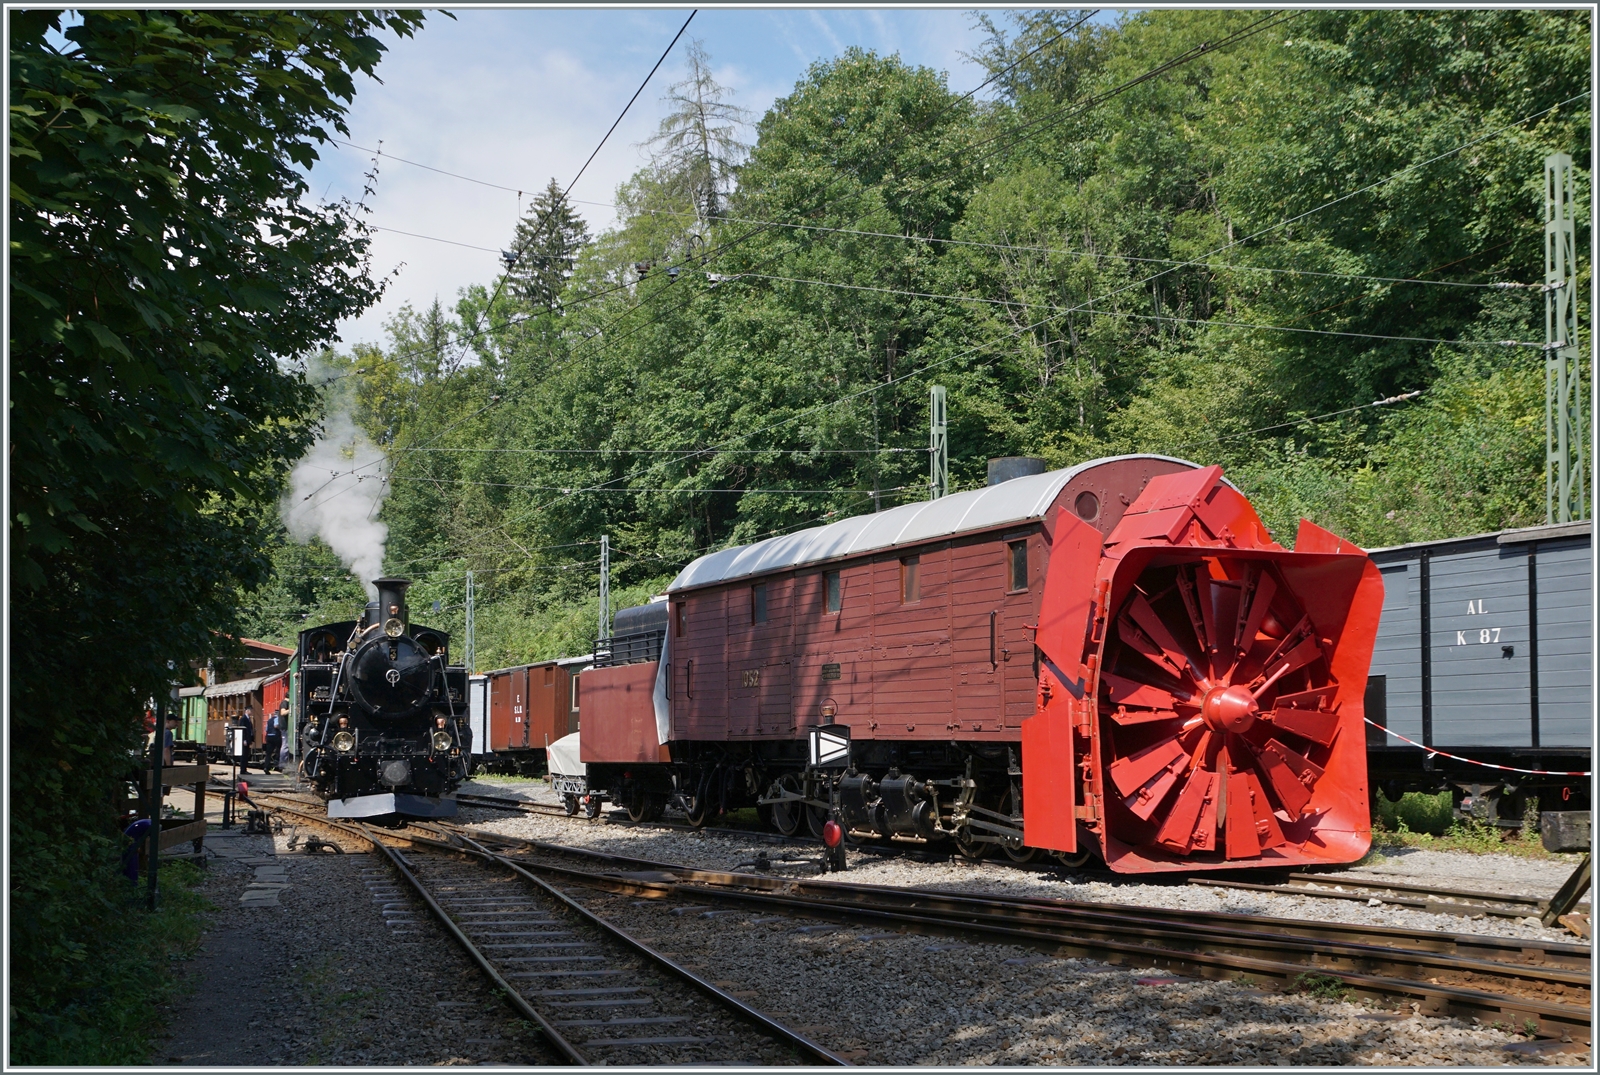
left=1545, top=152, right=1586, bottom=523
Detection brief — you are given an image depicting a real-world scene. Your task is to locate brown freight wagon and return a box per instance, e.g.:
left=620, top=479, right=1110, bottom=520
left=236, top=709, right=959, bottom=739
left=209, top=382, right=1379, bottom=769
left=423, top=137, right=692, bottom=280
left=578, top=454, right=1381, bottom=875
left=581, top=456, right=1197, bottom=824
left=482, top=656, right=588, bottom=774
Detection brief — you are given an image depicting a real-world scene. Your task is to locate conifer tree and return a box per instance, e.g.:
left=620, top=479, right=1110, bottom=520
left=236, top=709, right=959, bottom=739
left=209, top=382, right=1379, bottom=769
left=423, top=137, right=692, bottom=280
left=507, top=178, right=591, bottom=309
left=646, top=39, right=752, bottom=224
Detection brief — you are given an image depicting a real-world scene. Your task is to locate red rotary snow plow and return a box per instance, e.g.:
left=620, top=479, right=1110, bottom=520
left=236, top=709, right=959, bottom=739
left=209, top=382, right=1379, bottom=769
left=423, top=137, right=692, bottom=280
left=1023, top=465, right=1385, bottom=872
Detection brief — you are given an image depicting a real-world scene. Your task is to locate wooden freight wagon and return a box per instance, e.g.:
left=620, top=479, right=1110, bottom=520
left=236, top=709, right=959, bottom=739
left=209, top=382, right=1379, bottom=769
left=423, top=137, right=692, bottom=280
left=579, top=455, right=1199, bottom=777
left=482, top=655, right=591, bottom=773
left=589, top=454, right=1193, bottom=754
left=202, top=671, right=288, bottom=760
left=1365, top=519, right=1591, bottom=819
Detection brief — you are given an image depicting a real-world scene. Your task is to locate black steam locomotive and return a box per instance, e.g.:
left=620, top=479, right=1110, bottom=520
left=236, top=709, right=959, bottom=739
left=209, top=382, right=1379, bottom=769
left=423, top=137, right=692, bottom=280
left=297, top=577, right=469, bottom=818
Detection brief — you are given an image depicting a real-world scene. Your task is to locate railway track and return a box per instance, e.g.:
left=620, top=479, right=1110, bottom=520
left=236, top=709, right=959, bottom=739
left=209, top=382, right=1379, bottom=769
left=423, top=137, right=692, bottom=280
left=254, top=795, right=845, bottom=1065
left=451, top=788, right=1578, bottom=917
left=262, top=783, right=1580, bottom=916
left=431, top=824, right=1592, bottom=1044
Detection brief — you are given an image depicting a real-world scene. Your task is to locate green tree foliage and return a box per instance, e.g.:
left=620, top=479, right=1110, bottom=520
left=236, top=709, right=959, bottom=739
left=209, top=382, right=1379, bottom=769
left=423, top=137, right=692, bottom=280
left=243, top=12, right=1587, bottom=667
left=7, top=9, right=421, bottom=1060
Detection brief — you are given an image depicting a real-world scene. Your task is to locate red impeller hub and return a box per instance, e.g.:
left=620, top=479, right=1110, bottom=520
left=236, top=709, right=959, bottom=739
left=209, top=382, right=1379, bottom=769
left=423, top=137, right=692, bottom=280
left=1023, top=464, right=1386, bottom=873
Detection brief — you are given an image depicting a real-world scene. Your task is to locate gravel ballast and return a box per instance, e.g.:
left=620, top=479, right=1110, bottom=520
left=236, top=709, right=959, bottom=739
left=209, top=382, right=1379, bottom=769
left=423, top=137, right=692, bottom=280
left=574, top=888, right=1588, bottom=1066
left=456, top=777, right=1588, bottom=945
left=450, top=775, right=1591, bottom=1067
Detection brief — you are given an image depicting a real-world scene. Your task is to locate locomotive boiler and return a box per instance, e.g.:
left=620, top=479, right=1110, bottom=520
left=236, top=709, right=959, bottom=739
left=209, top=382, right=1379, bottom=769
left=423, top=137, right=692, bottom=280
left=297, top=577, right=469, bottom=818
left=579, top=455, right=1386, bottom=872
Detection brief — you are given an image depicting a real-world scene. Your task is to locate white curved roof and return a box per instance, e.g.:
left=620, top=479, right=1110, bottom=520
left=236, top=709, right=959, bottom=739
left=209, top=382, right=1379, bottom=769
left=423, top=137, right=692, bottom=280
left=668, top=454, right=1204, bottom=592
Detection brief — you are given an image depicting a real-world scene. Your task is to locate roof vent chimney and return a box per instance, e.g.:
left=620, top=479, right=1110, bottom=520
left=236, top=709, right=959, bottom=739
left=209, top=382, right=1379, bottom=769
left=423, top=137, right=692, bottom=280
left=987, top=456, right=1048, bottom=486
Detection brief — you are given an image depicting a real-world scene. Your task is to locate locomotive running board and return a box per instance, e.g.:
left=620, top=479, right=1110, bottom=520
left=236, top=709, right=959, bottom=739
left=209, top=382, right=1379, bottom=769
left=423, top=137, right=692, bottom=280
left=328, top=792, right=459, bottom=819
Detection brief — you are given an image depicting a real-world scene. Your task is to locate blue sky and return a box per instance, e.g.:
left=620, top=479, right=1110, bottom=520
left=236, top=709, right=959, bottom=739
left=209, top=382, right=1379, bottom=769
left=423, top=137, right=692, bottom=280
left=308, top=7, right=1124, bottom=347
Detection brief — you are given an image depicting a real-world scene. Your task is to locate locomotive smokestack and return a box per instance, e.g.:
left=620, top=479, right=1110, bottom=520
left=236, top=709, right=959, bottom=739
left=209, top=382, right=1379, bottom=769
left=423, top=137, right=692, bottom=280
left=374, top=577, right=412, bottom=638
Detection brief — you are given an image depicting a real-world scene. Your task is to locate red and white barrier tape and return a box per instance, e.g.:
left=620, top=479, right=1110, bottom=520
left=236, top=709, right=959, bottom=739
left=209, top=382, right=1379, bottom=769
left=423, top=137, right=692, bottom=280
left=1365, top=718, right=1591, bottom=777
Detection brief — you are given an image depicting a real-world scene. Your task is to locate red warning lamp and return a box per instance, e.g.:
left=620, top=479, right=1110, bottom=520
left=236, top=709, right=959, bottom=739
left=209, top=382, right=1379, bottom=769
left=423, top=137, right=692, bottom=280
left=822, top=819, right=844, bottom=848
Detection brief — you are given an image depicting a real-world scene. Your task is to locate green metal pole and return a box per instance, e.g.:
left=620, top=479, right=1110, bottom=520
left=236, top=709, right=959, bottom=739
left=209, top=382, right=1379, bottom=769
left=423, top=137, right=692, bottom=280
left=146, top=697, right=161, bottom=910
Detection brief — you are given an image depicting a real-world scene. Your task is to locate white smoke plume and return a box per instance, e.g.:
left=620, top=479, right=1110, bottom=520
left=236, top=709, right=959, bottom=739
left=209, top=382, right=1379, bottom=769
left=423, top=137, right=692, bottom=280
left=281, top=408, right=389, bottom=597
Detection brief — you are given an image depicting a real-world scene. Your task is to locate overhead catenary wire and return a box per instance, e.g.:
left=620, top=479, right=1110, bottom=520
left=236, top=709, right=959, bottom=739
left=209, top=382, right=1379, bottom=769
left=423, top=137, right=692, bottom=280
left=314, top=36, right=1584, bottom=572
left=365, top=213, right=1537, bottom=292
left=1171, top=390, right=1425, bottom=451
left=726, top=270, right=1546, bottom=349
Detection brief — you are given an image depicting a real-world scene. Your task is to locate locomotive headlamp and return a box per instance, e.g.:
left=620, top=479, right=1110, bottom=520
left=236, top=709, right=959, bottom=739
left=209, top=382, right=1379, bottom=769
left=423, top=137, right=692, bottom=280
left=432, top=730, right=453, bottom=753
left=332, top=730, right=356, bottom=753
left=384, top=617, right=404, bottom=638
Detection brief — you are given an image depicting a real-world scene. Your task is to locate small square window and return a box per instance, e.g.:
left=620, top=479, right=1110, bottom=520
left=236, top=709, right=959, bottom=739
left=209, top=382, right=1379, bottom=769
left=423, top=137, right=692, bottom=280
left=674, top=602, right=685, bottom=637
left=751, top=582, right=768, bottom=624
left=570, top=674, right=580, bottom=710
left=825, top=570, right=841, bottom=613
left=1009, top=541, right=1028, bottom=592
left=901, top=555, right=920, bottom=604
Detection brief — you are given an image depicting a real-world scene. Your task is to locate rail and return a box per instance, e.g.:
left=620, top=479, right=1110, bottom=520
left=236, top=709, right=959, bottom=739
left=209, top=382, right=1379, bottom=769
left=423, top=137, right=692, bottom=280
left=435, top=825, right=1592, bottom=1043
left=252, top=794, right=845, bottom=1065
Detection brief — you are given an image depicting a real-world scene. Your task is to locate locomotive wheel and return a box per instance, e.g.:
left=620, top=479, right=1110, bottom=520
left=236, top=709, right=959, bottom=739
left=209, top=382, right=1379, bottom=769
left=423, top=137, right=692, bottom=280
left=770, top=773, right=804, bottom=836
left=805, top=799, right=829, bottom=840
left=954, top=823, right=993, bottom=861
left=682, top=789, right=714, bottom=828
left=583, top=796, right=602, bottom=820
left=563, top=794, right=579, bottom=817
left=997, top=788, right=1037, bottom=864
left=1052, top=849, right=1094, bottom=868
left=626, top=790, right=665, bottom=823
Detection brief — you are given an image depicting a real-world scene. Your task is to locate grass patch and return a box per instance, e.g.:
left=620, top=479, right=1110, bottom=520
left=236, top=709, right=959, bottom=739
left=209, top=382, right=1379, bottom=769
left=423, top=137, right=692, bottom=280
left=9, top=858, right=212, bottom=1064
left=1292, top=973, right=1350, bottom=1000
left=1370, top=792, right=1569, bottom=859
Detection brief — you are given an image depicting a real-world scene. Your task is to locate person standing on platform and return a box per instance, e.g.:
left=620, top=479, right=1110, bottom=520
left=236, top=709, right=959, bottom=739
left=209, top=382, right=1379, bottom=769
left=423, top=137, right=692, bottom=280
left=238, top=705, right=257, bottom=773
left=264, top=703, right=285, bottom=774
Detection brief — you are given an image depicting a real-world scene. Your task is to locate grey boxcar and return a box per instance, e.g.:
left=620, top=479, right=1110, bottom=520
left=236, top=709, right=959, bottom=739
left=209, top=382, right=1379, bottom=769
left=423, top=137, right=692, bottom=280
left=1365, top=520, right=1591, bottom=820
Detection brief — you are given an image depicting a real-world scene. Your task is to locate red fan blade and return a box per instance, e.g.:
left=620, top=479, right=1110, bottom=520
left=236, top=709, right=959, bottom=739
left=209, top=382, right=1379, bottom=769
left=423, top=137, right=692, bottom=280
left=1204, top=578, right=1241, bottom=680
left=1275, top=684, right=1338, bottom=711
left=1268, top=706, right=1341, bottom=747
left=1117, top=612, right=1185, bottom=680
left=1155, top=768, right=1216, bottom=854
left=1224, top=769, right=1261, bottom=858
left=1230, top=567, right=1277, bottom=674
left=1255, top=613, right=1312, bottom=675
left=1175, top=566, right=1210, bottom=657
left=1126, top=592, right=1202, bottom=681
left=1239, top=769, right=1286, bottom=850
left=1108, top=735, right=1189, bottom=800
left=1119, top=751, right=1189, bottom=822
left=1103, top=671, right=1183, bottom=709
left=1255, top=738, right=1323, bottom=818
left=1254, top=634, right=1324, bottom=698
left=1109, top=706, right=1183, bottom=727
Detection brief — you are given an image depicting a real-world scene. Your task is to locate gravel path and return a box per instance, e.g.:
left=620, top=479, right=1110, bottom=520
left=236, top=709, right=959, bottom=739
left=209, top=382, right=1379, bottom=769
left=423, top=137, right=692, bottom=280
left=456, top=777, right=1589, bottom=945
left=157, top=824, right=559, bottom=1066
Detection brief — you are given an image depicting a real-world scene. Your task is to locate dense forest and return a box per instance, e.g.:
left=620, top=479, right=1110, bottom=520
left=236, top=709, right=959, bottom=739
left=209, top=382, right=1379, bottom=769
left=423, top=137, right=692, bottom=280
left=243, top=8, right=1591, bottom=670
